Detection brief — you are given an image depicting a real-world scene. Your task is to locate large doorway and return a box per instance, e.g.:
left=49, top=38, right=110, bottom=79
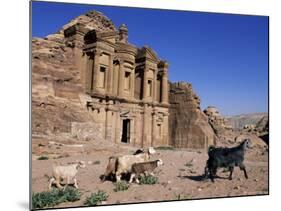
left=121, top=119, right=130, bottom=143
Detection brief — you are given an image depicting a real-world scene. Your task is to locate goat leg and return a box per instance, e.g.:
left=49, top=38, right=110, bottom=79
left=55, top=178, right=63, bottom=189
left=74, top=178, right=79, bottom=189
left=116, top=172, right=122, bottom=182
left=210, top=168, right=216, bottom=182
left=48, top=177, right=55, bottom=190
left=129, top=173, right=135, bottom=183
left=203, top=166, right=209, bottom=179
left=239, top=164, right=248, bottom=179
left=228, top=167, right=234, bottom=180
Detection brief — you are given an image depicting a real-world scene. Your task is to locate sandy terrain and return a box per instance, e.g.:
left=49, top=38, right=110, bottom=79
left=31, top=135, right=268, bottom=208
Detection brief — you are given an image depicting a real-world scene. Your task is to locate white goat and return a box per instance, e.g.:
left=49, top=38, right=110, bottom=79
left=48, top=161, right=86, bottom=190
left=115, top=147, right=156, bottom=182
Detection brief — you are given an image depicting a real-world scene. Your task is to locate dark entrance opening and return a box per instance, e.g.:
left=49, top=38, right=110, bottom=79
left=121, top=119, right=130, bottom=143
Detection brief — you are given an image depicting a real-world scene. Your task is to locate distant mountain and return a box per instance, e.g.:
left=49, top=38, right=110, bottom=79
left=226, top=112, right=268, bottom=129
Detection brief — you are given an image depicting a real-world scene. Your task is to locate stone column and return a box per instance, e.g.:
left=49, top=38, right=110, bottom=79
left=118, top=60, right=124, bottom=97
left=151, top=111, right=156, bottom=146
left=161, top=70, right=168, bottom=104
left=113, top=62, right=119, bottom=96
left=130, top=119, right=135, bottom=146
left=162, top=113, right=169, bottom=145
left=130, top=67, right=135, bottom=99
left=84, top=54, right=94, bottom=93
left=142, top=68, right=148, bottom=100
left=115, top=110, right=121, bottom=143
left=153, top=70, right=157, bottom=102
left=106, top=54, right=113, bottom=95
left=141, top=104, right=147, bottom=147
left=105, top=102, right=115, bottom=142
left=92, top=49, right=101, bottom=93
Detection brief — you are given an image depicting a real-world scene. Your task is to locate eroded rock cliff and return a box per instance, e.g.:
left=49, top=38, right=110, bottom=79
left=169, top=82, right=216, bottom=148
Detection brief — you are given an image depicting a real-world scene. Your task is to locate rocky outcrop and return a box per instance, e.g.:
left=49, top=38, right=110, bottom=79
left=227, top=114, right=269, bottom=145
left=255, top=116, right=269, bottom=144
left=169, top=82, right=216, bottom=148
left=203, top=106, right=232, bottom=138
left=60, top=10, right=116, bottom=34
left=226, top=112, right=268, bottom=129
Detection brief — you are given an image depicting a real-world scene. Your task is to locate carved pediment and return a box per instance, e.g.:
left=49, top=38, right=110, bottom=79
left=137, top=46, right=159, bottom=62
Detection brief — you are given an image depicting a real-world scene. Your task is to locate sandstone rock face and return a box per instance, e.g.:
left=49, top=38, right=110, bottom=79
left=32, top=12, right=111, bottom=139
left=169, top=82, right=216, bottom=148
left=60, top=10, right=116, bottom=34
left=255, top=116, right=269, bottom=144
left=255, top=115, right=269, bottom=134
left=203, top=106, right=232, bottom=138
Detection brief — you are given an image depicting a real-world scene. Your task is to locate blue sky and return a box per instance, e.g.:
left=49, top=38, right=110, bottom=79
left=31, top=1, right=268, bottom=116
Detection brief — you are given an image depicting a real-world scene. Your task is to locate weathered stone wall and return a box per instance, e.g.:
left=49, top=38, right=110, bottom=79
left=169, top=82, right=216, bottom=148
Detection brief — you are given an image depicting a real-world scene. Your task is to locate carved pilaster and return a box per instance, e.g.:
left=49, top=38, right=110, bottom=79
left=92, top=49, right=101, bottom=93
left=143, top=68, right=148, bottom=100
left=106, top=54, right=113, bottom=95
left=118, top=60, right=124, bottom=97
left=161, top=70, right=168, bottom=104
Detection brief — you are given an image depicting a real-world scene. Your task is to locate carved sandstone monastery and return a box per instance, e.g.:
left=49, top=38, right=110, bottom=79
left=32, top=11, right=216, bottom=148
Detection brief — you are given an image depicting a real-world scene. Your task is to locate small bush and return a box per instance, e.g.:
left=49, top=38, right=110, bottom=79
left=38, top=156, right=49, bottom=160
left=84, top=190, right=108, bottom=206
left=93, top=160, right=101, bottom=165
left=184, top=159, right=194, bottom=167
left=113, top=181, right=130, bottom=192
left=155, top=146, right=175, bottom=150
left=173, top=193, right=192, bottom=200
left=32, top=187, right=81, bottom=209
left=222, top=167, right=230, bottom=173
left=139, top=175, right=158, bottom=185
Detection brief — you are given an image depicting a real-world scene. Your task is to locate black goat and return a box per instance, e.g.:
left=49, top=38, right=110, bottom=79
left=205, top=139, right=251, bottom=182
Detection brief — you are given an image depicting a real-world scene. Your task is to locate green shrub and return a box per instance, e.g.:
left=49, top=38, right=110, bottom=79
left=222, top=167, right=230, bottom=173
left=155, top=146, right=175, bottom=150
left=113, top=181, right=130, bottom=192
left=32, top=187, right=81, bottom=209
left=84, top=190, right=108, bottom=206
left=93, top=160, right=101, bottom=165
left=37, top=156, right=49, bottom=160
left=173, top=193, right=192, bottom=200
left=139, top=175, right=158, bottom=185
left=184, top=159, right=194, bottom=167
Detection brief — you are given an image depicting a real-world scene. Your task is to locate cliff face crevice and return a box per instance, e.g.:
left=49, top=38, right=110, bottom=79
left=168, top=82, right=216, bottom=148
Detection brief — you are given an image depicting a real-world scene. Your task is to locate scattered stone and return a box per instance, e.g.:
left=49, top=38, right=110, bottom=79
left=234, top=186, right=240, bottom=190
